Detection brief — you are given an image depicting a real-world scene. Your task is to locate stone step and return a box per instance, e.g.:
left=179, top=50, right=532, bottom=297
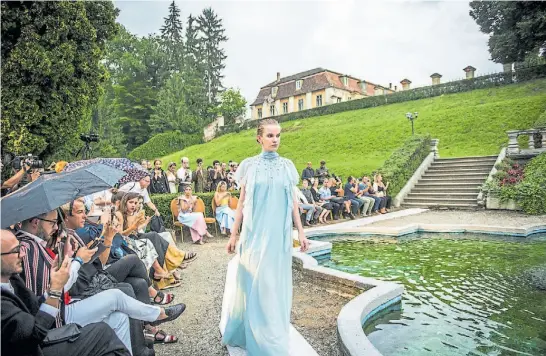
left=411, top=186, right=481, bottom=193
left=407, top=192, right=479, bottom=199
left=402, top=202, right=479, bottom=209
left=429, top=163, right=495, bottom=171
left=423, top=172, right=489, bottom=179
left=434, top=157, right=497, bottom=165
left=419, top=178, right=485, bottom=184
left=435, top=155, right=497, bottom=161
left=404, top=197, right=477, bottom=204
left=427, top=166, right=492, bottom=173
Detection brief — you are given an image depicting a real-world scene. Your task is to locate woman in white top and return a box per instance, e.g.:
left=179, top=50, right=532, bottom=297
left=166, top=162, right=177, bottom=194
left=373, top=174, right=392, bottom=213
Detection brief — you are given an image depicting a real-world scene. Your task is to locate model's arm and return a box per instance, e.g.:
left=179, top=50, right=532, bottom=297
left=292, top=192, right=309, bottom=252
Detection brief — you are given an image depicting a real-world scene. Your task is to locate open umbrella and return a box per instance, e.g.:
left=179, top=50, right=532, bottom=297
left=0, top=163, right=125, bottom=228
left=64, top=157, right=149, bottom=185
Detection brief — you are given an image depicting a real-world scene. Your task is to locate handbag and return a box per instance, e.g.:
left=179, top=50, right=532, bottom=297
left=42, top=323, right=81, bottom=345
left=79, top=268, right=118, bottom=299
left=150, top=215, right=166, bottom=233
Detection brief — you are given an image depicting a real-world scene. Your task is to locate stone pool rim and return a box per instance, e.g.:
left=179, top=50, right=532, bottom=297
left=306, top=222, right=546, bottom=239
left=303, top=222, right=546, bottom=356
left=293, top=251, right=404, bottom=356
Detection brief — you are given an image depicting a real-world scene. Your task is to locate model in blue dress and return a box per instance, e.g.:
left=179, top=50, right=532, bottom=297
left=222, top=119, right=309, bottom=356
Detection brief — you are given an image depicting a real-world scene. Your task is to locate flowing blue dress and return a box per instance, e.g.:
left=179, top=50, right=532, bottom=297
left=222, top=150, right=299, bottom=356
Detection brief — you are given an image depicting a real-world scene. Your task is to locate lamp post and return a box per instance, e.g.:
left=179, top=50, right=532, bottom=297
left=405, top=112, right=418, bottom=135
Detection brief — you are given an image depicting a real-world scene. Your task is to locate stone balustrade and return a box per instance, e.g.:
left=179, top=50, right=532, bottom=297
left=506, top=128, right=546, bottom=156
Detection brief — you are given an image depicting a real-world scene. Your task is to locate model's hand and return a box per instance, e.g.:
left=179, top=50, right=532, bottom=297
left=226, top=236, right=237, bottom=254
left=298, top=232, right=310, bottom=253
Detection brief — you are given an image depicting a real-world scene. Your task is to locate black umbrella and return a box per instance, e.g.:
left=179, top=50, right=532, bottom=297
left=0, top=163, right=125, bottom=228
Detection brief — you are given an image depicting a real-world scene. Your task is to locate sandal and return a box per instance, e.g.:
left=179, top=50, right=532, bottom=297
left=145, top=327, right=179, bottom=344
left=151, top=290, right=175, bottom=305
left=153, top=271, right=173, bottom=281
left=194, top=240, right=204, bottom=245
left=160, top=280, right=182, bottom=290
left=150, top=303, right=186, bottom=326
left=172, top=270, right=182, bottom=281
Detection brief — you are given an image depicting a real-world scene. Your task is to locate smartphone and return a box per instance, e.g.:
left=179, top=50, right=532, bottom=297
left=88, top=239, right=102, bottom=250
left=57, top=242, right=65, bottom=268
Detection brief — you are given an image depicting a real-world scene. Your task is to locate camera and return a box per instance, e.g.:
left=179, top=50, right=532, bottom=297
left=80, top=133, right=100, bottom=143
left=12, top=154, right=43, bottom=171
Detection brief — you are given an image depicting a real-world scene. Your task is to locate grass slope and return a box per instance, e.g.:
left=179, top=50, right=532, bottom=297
left=162, top=79, right=546, bottom=178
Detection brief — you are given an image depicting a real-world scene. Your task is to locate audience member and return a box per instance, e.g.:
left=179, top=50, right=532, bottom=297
left=360, top=177, right=381, bottom=215
left=297, top=181, right=317, bottom=226
left=209, top=160, right=225, bottom=191
left=373, top=174, right=392, bottom=213
left=118, top=176, right=161, bottom=217
left=177, top=186, right=214, bottom=245
left=165, top=163, right=177, bottom=194
left=301, top=162, right=314, bottom=181
left=1, top=229, right=132, bottom=356
left=176, top=157, right=192, bottom=193
left=193, top=158, right=206, bottom=193
left=318, top=180, right=342, bottom=220
left=214, top=182, right=236, bottom=235
left=149, top=160, right=169, bottom=194
left=316, top=160, right=329, bottom=185
left=343, top=176, right=362, bottom=219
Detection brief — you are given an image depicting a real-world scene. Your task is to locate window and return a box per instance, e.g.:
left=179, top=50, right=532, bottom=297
left=296, top=80, right=303, bottom=90
left=341, top=76, right=349, bottom=86
left=298, top=99, right=304, bottom=111
left=348, top=97, right=352, bottom=101
left=257, top=108, right=262, bottom=119
left=316, top=94, right=323, bottom=107
left=272, top=86, right=278, bottom=97
left=336, top=97, right=342, bottom=103
left=270, top=104, right=275, bottom=116
left=282, top=102, right=288, bottom=114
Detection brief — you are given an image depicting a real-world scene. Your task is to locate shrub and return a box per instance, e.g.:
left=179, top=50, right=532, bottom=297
left=128, top=132, right=202, bottom=161
left=145, top=192, right=240, bottom=229
left=534, top=109, right=546, bottom=128
left=376, top=134, right=431, bottom=197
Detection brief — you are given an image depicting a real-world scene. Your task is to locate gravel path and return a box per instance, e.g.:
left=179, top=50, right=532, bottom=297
left=364, top=210, right=546, bottom=228
left=155, top=236, right=347, bottom=356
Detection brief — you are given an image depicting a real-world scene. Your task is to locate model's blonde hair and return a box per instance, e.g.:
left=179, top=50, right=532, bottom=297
left=256, top=118, right=280, bottom=143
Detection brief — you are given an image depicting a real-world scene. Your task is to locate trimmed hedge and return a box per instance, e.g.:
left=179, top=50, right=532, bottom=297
left=220, top=64, right=546, bottom=136
left=128, top=132, right=202, bottom=161
left=146, top=192, right=240, bottom=229
left=376, top=135, right=432, bottom=198
left=534, top=109, right=546, bottom=128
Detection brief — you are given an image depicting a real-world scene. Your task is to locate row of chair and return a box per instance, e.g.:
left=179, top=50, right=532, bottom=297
left=169, top=197, right=239, bottom=241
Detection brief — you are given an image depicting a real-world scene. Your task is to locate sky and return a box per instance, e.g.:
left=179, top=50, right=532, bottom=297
left=115, top=0, right=501, bottom=114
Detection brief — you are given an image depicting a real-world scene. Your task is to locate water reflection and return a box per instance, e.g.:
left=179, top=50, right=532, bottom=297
left=321, top=233, right=546, bottom=356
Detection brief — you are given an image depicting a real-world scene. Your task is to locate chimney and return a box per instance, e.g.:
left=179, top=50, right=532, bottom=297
left=394, top=85, right=398, bottom=91
left=430, top=73, right=442, bottom=85
left=463, top=66, right=476, bottom=79
left=389, top=83, right=392, bottom=89
left=400, top=78, right=412, bottom=90
left=276, top=72, right=280, bottom=81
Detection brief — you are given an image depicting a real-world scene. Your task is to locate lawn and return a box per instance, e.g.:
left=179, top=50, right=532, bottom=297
left=162, top=79, right=546, bottom=178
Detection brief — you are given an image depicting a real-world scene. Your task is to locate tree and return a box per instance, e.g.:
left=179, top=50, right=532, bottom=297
left=218, top=88, right=247, bottom=125
left=196, top=8, right=228, bottom=105
left=149, top=73, right=202, bottom=135
left=160, top=0, right=184, bottom=73
left=469, top=1, right=546, bottom=63
left=1, top=1, right=118, bottom=159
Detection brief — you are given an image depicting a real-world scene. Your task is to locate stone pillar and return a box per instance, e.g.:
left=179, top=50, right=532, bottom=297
left=541, top=130, right=546, bottom=148
left=506, top=130, right=520, bottom=155
left=528, top=132, right=535, bottom=150
left=430, top=73, right=442, bottom=85
left=400, top=79, right=411, bottom=90
left=463, top=66, right=476, bottom=79
left=503, top=63, right=513, bottom=72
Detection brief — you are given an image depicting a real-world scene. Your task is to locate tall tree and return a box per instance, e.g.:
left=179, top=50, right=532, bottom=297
left=196, top=8, right=228, bottom=106
left=160, top=0, right=184, bottom=73
left=1, top=1, right=118, bottom=158
left=469, top=1, right=546, bottom=63
left=149, top=73, right=202, bottom=134
left=218, top=88, right=247, bottom=125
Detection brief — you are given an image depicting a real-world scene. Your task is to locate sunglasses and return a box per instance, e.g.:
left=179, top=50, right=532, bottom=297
left=1, top=244, right=26, bottom=256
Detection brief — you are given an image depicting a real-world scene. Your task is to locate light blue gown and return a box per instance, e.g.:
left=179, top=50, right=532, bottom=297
left=222, top=150, right=299, bottom=356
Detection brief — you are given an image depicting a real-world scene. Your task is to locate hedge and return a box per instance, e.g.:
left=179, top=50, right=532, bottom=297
left=534, top=109, right=546, bottom=128
left=128, top=132, right=202, bottom=161
left=376, top=134, right=432, bottom=198
left=146, top=192, right=240, bottom=229
left=219, top=64, right=546, bottom=136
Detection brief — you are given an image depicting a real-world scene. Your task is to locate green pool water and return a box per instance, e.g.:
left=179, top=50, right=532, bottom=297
left=320, top=233, right=546, bottom=356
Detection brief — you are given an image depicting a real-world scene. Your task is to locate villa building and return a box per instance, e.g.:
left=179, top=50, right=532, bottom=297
left=250, top=68, right=394, bottom=120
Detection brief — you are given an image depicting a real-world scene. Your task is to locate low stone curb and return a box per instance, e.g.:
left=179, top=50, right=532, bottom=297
left=293, top=252, right=404, bottom=356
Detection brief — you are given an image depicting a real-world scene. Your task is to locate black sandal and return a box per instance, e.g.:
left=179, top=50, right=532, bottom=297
left=150, top=303, right=186, bottom=326
left=183, top=251, right=198, bottom=263
left=152, top=329, right=178, bottom=344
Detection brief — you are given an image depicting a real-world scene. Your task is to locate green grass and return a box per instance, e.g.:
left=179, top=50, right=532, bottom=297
left=162, top=79, right=546, bottom=178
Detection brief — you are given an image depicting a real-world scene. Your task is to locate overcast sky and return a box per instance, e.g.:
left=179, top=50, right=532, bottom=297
left=115, top=0, right=501, bottom=112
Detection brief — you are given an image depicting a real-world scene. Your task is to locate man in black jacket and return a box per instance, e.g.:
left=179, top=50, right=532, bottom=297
left=1, top=229, right=130, bottom=356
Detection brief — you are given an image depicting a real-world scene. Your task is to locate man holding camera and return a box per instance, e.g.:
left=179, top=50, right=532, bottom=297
left=176, top=157, right=192, bottom=193
left=1, top=158, right=41, bottom=196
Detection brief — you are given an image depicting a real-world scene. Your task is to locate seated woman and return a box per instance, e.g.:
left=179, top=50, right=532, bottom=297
left=135, top=196, right=175, bottom=245
left=373, top=174, right=392, bottom=214
left=118, top=192, right=195, bottom=289
left=177, top=185, right=214, bottom=245
left=214, top=181, right=236, bottom=235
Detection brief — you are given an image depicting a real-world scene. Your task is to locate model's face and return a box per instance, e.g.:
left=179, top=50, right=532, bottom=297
left=258, top=125, right=281, bottom=151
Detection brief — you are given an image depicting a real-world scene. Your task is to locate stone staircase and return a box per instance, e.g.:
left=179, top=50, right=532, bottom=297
left=403, top=155, right=497, bottom=209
